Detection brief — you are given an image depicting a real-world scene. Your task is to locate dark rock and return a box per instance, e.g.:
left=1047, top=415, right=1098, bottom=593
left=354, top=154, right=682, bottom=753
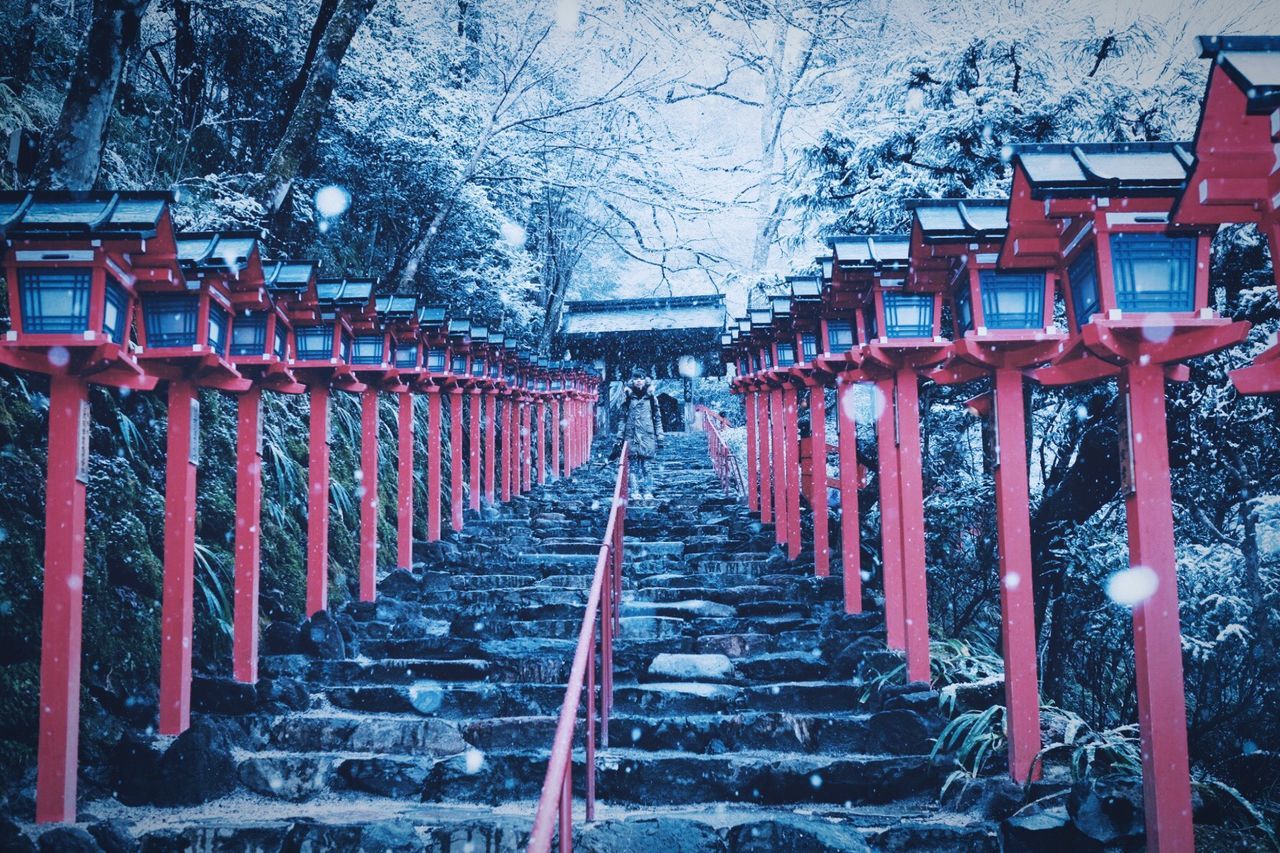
left=580, top=818, right=725, bottom=852
left=423, top=819, right=527, bottom=853
left=943, top=678, right=1005, bottom=714
left=239, top=756, right=331, bottom=802
left=261, top=621, right=301, bottom=655
left=108, top=732, right=164, bottom=806
left=299, top=610, right=346, bottom=659
left=36, top=828, right=102, bottom=853
left=726, top=816, right=870, bottom=852
left=380, top=570, right=420, bottom=596
left=190, top=676, right=258, bottom=715
left=1221, top=750, right=1280, bottom=801
left=338, top=757, right=431, bottom=797
left=280, top=823, right=361, bottom=852
left=87, top=820, right=139, bottom=853
left=418, top=541, right=460, bottom=565
left=137, top=832, right=189, bottom=853
left=357, top=822, right=421, bottom=852
left=257, top=677, right=310, bottom=712
left=1066, top=776, right=1144, bottom=843
left=155, top=718, right=238, bottom=805
left=867, top=822, right=1000, bottom=852
left=1001, top=798, right=1100, bottom=852
left=0, top=816, right=35, bottom=853
left=941, top=775, right=1027, bottom=822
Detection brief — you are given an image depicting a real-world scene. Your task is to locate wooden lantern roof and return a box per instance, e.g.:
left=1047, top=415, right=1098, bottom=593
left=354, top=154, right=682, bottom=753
left=316, top=277, right=374, bottom=308
left=1199, top=35, right=1280, bottom=113
left=0, top=191, right=174, bottom=243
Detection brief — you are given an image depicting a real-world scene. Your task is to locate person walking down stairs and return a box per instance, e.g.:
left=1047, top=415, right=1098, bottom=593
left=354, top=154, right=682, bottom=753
left=615, top=369, right=664, bottom=500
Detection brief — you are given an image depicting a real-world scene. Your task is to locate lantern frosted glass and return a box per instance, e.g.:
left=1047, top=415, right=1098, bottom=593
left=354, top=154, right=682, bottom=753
left=143, top=294, right=200, bottom=348
left=18, top=269, right=93, bottom=334
left=979, top=271, right=1044, bottom=330
left=826, top=320, right=854, bottom=353
left=351, top=334, right=384, bottom=365
left=1067, top=249, right=1100, bottom=332
left=339, top=332, right=352, bottom=363
left=451, top=355, right=467, bottom=374
left=882, top=292, right=933, bottom=339
left=273, top=326, right=288, bottom=361
left=231, top=312, right=268, bottom=356
left=801, top=332, right=818, bottom=360
left=395, top=344, right=418, bottom=368
left=1109, top=233, right=1196, bottom=314
left=296, top=326, right=333, bottom=361
left=207, top=303, right=228, bottom=355
left=471, top=359, right=486, bottom=377
left=426, top=349, right=447, bottom=372
left=776, top=343, right=796, bottom=367
left=103, top=277, right=129, bottom=344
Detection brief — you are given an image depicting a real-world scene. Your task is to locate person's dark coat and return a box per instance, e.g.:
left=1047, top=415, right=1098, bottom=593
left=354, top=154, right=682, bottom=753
left=618, top=385, right=663, bottom=459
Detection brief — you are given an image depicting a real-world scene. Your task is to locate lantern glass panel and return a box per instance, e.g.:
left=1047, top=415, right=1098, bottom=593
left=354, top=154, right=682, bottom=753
left=979, top=271, right=1044, bottom=330
left=882, top=292, right=933, bottom=339
left=207, top=303, right=228, bottom=354
left=296, top=326, right=333, bottom=361
left=103, top=276, right=129, bottom=344
left=19, top=269, right=93, bottom=334
left=395, top=343, right=418, bottom=368
left=451, top=355, right=468, bottom=374
left=339, top=331, right=351, bottom=363
left=826, top=320, right=854, bottom=353
left=143, top=294, right=200, bottom=348
left=954, top=282, right=973, bottom=333
left=1109, top=233, right=1196, bottom=314
left=864, top=306, right=879, bottom=340
left=489, top=362, right=500, bottom=378
left=351, top=334, right=384, bottom=365
left=1067, top=248, right=1100, bottom=332
left=231, top=312, right=268, bottom=356
left=776, top=343, right=795, bottom=367
left=273, top=325, right=288, bottom=361
left=800, top=332, right=818, bottom=360
left=552, top=379, right=563, bottom=390
left=427, top=349, right=447, bottom=372
left=762, top=347, right=774, bottom=368
left=471, top=359, right=486, bottom=377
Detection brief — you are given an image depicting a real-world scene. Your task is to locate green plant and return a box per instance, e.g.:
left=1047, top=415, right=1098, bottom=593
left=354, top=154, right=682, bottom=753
left=1193, top=776, right=1280, bottom=852
left=1032, top=707, right=1142, bottom=782
left=193, top=541, right=234, bottom=643
left=932, top=704, right=1008, bottom=797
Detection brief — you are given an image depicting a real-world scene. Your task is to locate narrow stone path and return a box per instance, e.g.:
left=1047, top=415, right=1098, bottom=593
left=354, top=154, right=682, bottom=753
left=49, top=434, right=996, bottom=851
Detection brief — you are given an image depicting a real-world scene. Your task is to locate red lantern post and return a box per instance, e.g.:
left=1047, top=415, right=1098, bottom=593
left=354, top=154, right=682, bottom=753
left=0, top=191, right=172, bottom=823
left=1003, top=142, right=1249, bottom=851
left=907, top=198, right=1067, bottom=782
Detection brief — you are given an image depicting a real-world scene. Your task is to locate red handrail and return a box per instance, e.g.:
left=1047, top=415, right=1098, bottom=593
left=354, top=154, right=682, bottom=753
left=527, top=444, right=629, bottom=853
left=694, top=405, right=746, bottom=495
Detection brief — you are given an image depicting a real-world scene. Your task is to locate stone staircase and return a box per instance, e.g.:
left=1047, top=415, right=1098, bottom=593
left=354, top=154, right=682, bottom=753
left=13, top=433, right=1000, bottom=851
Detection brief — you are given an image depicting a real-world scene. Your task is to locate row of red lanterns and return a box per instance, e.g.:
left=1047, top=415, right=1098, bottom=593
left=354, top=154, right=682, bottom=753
left=722, top=35, right=1279, bottom=853
left=0, top=191, right=601, bottom=824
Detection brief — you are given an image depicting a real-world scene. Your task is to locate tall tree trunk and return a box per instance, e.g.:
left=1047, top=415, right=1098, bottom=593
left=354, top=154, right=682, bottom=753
left=256, top=0, right=377, bottom=214
left=275, top=0, right=340, bottom=138
left=4, top=0, right=41, bottom=97
left=173, top=0, right=203, bottom=129
left=33, top=0, right=151, bottom=190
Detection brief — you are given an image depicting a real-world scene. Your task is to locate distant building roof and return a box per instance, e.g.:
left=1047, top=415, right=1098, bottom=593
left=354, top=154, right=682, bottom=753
left=908, top=199, right=1008, bottom=240
left=0, top=191, right=171, bottom=239
left=1199, top=35, right=1280, bottom=112
left=1010, top=142, right=1193, bottom=198
left=562, top=295, right=725, bottom=336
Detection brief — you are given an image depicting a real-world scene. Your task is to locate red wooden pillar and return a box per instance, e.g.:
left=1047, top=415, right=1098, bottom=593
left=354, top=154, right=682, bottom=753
left=536, top=400, right=547, bottom=484
left=358, top=389, right=379, bottom=602
left=483, top=391, right=497, bottom=504
left=806, top=382, right=829, bottom=578
left=561, top=399, right=572, bottom=477
left=469, top=391, right=482, bottom=511
left=770, top=388, right=788, bottom=547
left=396, top=392, right=414, bottom=569
left=783, top=385, right=802, bottom=560
left=160, top=378, right=198, bottom=735
left=306, top=386, right=330, bottom=616
left=991, top=368, right=1043, bottom=783
left=521, top=400, right=532, bottom=493
left=836, top=378, right=861, bottom=613
left=876, top=377, right=904, bottom=649
left=758, top=389, right=773, bottom=523
left=551, top=397, right=562, bottom=479
left=427, top=388, right=443, bottom=541
left=501, top=394, right=514, bottom=502
left=35, top=374, right=90, bottom=823
left=895, top=368, right=931, bottom=684
left=1122, top=362, right=1195, bottom=851
left=233, top=387, right=263, bottom=684
left=744, top=391, right=759, bottom=514
left=449, top=389, right=464, bottom=532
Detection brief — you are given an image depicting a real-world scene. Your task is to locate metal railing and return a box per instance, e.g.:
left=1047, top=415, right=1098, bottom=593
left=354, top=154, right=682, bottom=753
left=527, top=443, right=629, bottom=853
left=694, top=405, right=746, bottom=495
